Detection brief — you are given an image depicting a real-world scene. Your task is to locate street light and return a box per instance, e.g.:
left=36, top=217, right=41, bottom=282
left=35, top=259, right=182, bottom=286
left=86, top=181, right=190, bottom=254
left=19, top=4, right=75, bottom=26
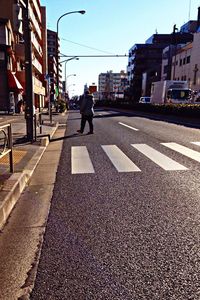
left=67, top=84, right=76, bottom=91
left=56, top=10, right=86, bottom=97
left=65, top=73, right=76, bottom=93
left=61, top=57, right=79, bottom=94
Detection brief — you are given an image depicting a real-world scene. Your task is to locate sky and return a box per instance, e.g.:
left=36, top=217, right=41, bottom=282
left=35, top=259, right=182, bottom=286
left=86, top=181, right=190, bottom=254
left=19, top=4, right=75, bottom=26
left=40, top=0, right=200, bottom=97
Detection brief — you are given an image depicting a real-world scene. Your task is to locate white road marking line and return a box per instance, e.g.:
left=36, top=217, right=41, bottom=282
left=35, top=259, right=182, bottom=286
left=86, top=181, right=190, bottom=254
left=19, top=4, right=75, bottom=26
left=102, top=145, right=141, bottom=172
left=118, top=122, right=139, bottom=131
left=132, top=144, right=187, bottom=171
left=191, top=142, right=200, bottom=146
left=71, top=146, right=95, bottom=174
left=162, top=142, right=200, bottom=163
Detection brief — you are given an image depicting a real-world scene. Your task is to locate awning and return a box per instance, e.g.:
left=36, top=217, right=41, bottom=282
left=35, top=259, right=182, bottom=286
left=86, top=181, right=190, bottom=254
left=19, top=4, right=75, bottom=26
left=8, top=70, right=23, bottom=91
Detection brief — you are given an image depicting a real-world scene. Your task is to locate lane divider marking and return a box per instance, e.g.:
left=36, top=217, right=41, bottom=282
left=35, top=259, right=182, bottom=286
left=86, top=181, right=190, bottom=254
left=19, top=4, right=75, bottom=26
left=118, top=122, right=139, bottom=131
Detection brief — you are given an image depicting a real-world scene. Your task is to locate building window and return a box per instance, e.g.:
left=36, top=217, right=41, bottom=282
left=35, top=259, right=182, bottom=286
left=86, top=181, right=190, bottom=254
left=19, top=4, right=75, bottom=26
left=193, top=64, right=198, bottom=85
left=186, top=56, right=190, bottom=64
left=183, top=58, right=186, bottom=65
left=180, top=59, right=182, bottom=66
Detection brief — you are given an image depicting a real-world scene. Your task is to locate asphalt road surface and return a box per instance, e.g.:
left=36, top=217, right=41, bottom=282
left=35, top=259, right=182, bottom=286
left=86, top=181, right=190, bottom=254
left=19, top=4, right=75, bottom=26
left=31, top=109, right=200, bottom=299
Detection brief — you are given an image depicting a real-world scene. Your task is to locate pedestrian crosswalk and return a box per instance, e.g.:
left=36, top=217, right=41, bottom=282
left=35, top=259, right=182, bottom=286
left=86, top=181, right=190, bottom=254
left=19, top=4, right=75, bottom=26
left=102, top=145, right=141, bottom=172
left=71, top=146, right=95, bottom=174
left=71, top=142, right=200, bottom=174
left=131, top=144, right=187, bottom=171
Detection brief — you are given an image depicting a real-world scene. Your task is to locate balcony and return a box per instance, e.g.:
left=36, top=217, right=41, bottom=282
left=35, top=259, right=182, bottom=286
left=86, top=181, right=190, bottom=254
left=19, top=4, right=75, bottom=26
left=31, top=32, right=42, bottom=57
left=31, top=0, right=41, bottom=22
left=32, top=56, right=42, bottom=74
left=29, top=6, right=41, bottom=39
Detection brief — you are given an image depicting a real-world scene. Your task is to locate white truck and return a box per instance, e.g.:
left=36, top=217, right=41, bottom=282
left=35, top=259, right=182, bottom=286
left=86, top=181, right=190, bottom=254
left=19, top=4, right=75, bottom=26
left=150, top=80, right=192, bottom=104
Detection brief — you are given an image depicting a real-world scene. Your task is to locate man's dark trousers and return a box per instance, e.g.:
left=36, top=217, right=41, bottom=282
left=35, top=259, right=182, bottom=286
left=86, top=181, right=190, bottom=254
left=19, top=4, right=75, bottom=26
left=80, top=114, right=93, bottom=133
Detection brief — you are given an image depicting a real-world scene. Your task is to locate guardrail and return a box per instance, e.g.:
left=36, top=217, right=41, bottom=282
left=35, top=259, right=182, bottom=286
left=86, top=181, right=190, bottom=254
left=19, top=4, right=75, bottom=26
left=0, top=124, right=14, bottom=173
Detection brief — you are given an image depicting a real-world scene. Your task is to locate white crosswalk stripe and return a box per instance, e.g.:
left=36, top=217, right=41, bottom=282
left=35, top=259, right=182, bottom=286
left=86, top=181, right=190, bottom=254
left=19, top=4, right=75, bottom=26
left=191, top=142, right=200, bottom=146
left=132, top=144, right=187, bottom=171
left=70, top=142, right=200, bottom=174
left=102, top=145, right=141, bottom=172
left=162, top=142, right=200, bottom=163
left=71, top=146, right=95, bottom=174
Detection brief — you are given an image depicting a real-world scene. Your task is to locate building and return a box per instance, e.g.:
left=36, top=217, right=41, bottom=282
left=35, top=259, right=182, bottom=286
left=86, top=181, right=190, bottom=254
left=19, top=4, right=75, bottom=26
left=0, top=0, right=46, bottom=112
left=127, top=32, right=193, bottom=102
left=47, top=29, right=62, bottom=98
left=127, top=43, right=164, bottom=101
left=171, top=32, right=200, bottom=92
left=0, top=18, right=17, bottom=112
left=98, top=71, right=128, bottom=100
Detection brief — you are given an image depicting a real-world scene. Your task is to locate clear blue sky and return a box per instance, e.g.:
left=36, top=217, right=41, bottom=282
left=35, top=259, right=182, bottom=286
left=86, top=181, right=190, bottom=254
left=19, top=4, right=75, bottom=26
left=41, top=0, right=200, bottom=97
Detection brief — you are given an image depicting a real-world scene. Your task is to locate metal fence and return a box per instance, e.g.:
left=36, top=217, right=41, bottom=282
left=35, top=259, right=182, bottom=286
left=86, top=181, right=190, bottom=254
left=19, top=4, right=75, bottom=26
left=0, top=124, right=13, bottom=173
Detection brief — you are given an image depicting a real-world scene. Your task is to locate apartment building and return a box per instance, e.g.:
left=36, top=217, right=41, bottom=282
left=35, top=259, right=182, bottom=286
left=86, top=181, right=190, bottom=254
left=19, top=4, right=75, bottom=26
left=171, top=32, right=200, bottom=92
left=98, top=71, right=128, bottom=100
left=47, top=29, right=62, bottom=100
left=0, top=0, right=46, bottom=111
left=127, top=32, right=194, bottom=102
left=0, top=18, right=17, bottom=111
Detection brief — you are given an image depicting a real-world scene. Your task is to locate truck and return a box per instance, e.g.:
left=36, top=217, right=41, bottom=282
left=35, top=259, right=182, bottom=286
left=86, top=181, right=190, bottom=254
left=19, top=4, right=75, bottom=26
left=150, top=80, right=192, bottom=104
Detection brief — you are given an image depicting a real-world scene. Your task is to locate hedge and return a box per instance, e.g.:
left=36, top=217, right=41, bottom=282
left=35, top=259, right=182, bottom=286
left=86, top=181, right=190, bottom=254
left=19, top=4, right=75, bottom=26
left=95, top=100, right=200, bottom=118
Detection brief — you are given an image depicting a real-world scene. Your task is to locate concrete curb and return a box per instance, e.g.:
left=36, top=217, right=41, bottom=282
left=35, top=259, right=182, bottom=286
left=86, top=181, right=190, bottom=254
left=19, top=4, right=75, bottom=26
left=0, top=122, right=59, bottom=230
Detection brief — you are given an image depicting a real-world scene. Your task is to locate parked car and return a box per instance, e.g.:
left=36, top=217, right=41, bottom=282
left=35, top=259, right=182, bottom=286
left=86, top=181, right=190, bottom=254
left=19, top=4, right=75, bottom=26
left=139, top=97, right=151, bottom=104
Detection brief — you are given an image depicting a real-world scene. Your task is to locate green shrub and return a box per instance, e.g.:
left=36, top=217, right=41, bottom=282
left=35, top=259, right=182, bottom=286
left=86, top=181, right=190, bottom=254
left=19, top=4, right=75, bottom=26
left=57, top=99, right=66, bottom=113
left=97, top=100, right=200, bottom=118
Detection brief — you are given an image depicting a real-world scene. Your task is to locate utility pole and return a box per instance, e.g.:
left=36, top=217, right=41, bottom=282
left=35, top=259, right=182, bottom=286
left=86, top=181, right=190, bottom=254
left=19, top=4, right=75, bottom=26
left=172, top=24, right=178, bottom=80
left=23, top=0, right=34, bottom=141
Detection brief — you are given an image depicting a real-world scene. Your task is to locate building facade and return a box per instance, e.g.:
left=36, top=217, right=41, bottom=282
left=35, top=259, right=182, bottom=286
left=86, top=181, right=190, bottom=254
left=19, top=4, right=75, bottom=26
left=127, top=32, right=193, bottom=102
left=171, top=32, right=200, bottom=92
left=98, top=71, right=128, bottom=100
left=47, top=29, right=62, bottom=98
left=0, top=0, right=46, bottom=112
left=47, top=29, right=61, bottom=102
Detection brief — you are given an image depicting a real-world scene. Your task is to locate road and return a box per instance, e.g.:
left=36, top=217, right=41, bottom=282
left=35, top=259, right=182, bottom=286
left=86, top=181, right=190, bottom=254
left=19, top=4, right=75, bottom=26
left=30, top=109, right=200, bottom=299
left=2, top=108, right=200, bottom=299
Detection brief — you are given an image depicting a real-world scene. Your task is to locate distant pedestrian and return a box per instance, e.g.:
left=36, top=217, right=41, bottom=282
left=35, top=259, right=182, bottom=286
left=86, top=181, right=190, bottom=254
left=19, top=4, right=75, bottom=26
left=77, top=91, right=94, bottom=134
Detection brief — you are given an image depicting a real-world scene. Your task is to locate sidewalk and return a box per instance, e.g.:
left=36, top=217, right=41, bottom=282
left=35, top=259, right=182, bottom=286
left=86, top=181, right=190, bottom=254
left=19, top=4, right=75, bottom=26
left=0, top=112, right=60, bottom=229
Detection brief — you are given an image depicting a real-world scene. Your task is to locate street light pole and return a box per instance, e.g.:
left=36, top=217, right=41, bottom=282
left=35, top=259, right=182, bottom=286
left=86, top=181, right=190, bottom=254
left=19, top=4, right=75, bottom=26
left=61, top=57, right=79, bottom=93
left=56, top=10, right=85, bottom=99
left=23, top=0, right=34, bottom=142
left=65, top=73, right=76, bottom=93
left=172, top=24, right=178, bottom=80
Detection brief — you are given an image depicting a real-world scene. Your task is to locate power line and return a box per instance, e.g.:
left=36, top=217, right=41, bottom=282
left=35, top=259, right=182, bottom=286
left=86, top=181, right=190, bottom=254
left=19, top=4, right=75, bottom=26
left=60, top=54, right=127, bottom=58
left=61, top=37, right=116, bottom=55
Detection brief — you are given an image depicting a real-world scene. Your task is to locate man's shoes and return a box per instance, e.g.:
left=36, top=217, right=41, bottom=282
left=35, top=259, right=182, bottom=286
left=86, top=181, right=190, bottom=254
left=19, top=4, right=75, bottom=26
left=87, top=132, right=94, bottom=135
left=77, top=130, right=83, bottom=133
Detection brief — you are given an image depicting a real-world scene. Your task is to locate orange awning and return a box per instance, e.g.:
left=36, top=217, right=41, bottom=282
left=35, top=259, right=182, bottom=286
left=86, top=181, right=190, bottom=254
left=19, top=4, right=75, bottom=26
left=8, top=71, right=23, bottom=91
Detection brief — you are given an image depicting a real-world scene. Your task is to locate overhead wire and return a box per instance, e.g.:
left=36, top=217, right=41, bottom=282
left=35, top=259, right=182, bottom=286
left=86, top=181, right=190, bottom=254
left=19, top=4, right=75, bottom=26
left=61, top=37, right=116, bottom=55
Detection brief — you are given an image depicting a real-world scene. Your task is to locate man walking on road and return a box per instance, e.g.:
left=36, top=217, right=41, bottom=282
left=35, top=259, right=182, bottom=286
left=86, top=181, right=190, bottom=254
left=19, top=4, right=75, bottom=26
left=77, top=90, right=94, bottom=134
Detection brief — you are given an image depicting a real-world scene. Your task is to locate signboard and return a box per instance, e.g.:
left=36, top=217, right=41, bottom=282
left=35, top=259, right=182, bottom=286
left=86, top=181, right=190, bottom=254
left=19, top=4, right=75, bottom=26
left=89, top=85, right=97, bottom=94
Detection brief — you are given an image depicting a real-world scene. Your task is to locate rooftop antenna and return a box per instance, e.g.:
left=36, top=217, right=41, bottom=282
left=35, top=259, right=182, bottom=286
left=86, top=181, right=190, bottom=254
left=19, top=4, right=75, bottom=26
left=188, top=0, right=191, bottom=20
